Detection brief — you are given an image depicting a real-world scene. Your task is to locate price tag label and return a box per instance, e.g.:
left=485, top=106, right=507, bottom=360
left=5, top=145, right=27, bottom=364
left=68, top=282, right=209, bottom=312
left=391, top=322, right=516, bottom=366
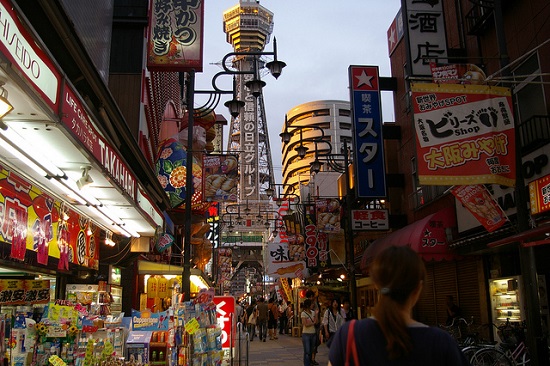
left=184, top=318, right=200, bottom=334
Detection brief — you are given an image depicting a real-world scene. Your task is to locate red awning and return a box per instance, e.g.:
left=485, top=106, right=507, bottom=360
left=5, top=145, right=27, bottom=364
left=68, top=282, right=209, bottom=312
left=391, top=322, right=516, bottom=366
left=360, top=207, right=458, bottom=272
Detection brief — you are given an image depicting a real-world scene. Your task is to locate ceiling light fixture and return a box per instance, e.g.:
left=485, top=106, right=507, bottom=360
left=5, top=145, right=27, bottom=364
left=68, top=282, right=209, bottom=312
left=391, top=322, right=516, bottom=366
left=0, top=77, right=14, bottom=120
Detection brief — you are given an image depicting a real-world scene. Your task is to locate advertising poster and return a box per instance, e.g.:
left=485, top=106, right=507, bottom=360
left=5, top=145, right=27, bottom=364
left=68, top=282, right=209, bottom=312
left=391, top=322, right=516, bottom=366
left=147, top=0, right=204, bottom=72
left=412, top=83, right=515, bottom=187
left=267, top=200, right=306, bottom=278
left=451, top=185, right=507, bottom=232
left=430, top=62, right=487, bottom=84
left=529, top=174, right=550, bottom=215
left=0, top=279, right=50, bottom=305
left=0, top=167, right=99, bottom=269
left=202, top=155, right=239, bottom=202
left=315, top=199, right=341, bottom=232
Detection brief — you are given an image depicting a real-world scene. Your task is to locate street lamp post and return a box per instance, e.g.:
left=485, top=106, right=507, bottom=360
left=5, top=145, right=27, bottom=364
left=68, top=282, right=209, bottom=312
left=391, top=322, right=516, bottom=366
left=180, top=43, right=286, bottom=300
left=279, top=122, right=358, bottom=311
left=310, top=139, right=357, bottom=313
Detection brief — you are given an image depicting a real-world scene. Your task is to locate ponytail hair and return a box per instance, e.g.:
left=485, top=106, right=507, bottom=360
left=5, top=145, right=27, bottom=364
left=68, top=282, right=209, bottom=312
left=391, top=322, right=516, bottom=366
left=371, top=246, right=426, bottom=360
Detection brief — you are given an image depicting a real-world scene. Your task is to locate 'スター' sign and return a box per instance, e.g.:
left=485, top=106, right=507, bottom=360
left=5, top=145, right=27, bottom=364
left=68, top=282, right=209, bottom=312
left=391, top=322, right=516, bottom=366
left=349, top=65, right=387, bottom=198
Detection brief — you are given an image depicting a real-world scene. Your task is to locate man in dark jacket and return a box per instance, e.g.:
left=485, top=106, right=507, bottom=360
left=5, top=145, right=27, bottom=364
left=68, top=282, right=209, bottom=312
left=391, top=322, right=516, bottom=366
left=256, top=297, right=269, bottom=342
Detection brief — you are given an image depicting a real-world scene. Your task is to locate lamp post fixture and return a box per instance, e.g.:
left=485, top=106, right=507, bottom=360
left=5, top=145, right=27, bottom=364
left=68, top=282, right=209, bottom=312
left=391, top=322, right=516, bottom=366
left=280, top=119, right=358, bottom=311
left=292, top=136, right=357, bottom=313
left=180, top=42, right=286, bottom=301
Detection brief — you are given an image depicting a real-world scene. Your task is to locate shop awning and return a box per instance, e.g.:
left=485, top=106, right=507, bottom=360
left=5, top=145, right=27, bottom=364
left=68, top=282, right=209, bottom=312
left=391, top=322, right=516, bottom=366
left=137, top=260, right=212, bottom=289
left=360, top=207, right=458, bottom=272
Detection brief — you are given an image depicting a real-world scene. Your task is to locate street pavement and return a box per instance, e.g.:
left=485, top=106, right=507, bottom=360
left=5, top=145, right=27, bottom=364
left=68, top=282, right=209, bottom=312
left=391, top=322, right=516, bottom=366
left=231, top=331, right=329, bottom=366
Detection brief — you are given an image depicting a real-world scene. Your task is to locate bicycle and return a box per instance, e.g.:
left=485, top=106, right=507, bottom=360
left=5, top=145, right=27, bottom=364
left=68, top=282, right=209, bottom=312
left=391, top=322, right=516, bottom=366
left=439, top=316, right=475, bottom=346
left=458, top=323, right=498, bottom=362
left=469, top=319, right=529, bottom=366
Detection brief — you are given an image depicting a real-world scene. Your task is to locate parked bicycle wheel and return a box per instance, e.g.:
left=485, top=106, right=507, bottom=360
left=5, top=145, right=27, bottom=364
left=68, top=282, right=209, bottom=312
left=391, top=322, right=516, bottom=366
left=462, top=346, right=483, bottom=364
left=470, top=348, right=513, bottom=366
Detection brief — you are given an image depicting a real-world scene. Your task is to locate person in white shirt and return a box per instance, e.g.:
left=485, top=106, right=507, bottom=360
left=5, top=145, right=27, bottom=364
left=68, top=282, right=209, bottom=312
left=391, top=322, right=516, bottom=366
left=301, top=299, right=318, bottom=366
left=322, top=298, right=345, bottom=347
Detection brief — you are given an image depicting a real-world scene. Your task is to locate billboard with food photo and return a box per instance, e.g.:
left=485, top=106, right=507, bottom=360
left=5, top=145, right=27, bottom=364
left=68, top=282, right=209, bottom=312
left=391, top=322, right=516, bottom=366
left=202, top=155, right=239, bottom=202
left=412, top=83, right=515, bottom=187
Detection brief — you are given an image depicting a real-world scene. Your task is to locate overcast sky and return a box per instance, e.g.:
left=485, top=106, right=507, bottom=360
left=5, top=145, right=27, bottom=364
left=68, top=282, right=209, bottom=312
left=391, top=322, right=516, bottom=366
left=194, top=1, right=402, bottom=181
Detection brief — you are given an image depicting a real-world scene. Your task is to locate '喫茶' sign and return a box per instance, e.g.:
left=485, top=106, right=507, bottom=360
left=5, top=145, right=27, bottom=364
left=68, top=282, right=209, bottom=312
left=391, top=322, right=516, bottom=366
left=349, top=66, right=387, bottom=198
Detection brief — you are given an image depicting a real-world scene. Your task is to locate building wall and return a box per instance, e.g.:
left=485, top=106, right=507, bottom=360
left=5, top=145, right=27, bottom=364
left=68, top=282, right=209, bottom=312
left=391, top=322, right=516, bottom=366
left=282, top=100, right=352, bottom=193
left=386, top=0, right=550, bottom=342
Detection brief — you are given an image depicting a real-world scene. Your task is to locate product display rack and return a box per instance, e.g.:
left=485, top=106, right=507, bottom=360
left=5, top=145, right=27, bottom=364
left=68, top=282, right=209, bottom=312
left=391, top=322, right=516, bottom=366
left=174, top=301, right=223, bottom=366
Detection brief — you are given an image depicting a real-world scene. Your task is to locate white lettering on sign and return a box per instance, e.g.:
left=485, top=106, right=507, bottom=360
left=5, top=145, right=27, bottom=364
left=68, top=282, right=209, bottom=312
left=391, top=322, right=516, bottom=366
left=98, top=140, right=136, bottom=199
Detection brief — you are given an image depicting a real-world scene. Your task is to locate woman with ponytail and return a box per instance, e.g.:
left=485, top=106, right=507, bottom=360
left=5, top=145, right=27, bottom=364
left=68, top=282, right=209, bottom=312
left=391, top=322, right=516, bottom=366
left=328, top=245, right=470, bottom=365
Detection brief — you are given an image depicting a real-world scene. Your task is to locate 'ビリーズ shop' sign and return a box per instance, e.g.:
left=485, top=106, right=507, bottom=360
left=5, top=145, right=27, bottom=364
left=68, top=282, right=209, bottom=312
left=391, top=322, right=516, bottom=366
left=412, top=83, right=515, bottom=187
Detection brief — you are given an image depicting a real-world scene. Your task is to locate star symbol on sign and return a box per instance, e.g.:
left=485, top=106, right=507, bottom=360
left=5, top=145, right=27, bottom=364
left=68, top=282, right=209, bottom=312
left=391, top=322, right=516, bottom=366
left=423, top=229, right=432, bottom=237
left=388, top=27, right=396, bottom=48
left=355, top=70, right=373, bottom=88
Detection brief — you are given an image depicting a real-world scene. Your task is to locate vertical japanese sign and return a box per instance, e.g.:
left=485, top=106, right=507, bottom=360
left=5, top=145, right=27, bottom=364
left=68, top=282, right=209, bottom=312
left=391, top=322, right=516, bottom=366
left=267, top=200, right=306, bottom=278
left=349, top=65, right=387, bottom=198
left=451, top=185, right=507, bottom=232
left=239, top=70, right=259, bottom=200
left=147, top=0, right=204, bottom=72
left=404, top=0, right=448, bottom=76
left=213, top=296, right=235, bottom=350
left=303, top=204, right=329, bottom=272
left=412, top=83, right=515, bottom=186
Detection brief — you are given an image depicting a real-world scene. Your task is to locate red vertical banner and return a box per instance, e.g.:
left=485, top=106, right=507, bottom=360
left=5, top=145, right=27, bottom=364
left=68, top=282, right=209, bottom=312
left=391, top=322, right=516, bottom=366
left=451, top=185, right=507, bottom=232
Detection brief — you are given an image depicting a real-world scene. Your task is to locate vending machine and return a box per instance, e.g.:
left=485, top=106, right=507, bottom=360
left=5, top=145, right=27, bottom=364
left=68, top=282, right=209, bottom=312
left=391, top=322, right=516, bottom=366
left=489, top=276, right=524, bottom=340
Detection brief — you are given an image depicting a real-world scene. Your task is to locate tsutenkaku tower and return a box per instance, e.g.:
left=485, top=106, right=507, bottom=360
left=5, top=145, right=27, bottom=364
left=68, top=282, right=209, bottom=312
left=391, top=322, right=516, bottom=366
left=223, top=0, right=276, bottom=202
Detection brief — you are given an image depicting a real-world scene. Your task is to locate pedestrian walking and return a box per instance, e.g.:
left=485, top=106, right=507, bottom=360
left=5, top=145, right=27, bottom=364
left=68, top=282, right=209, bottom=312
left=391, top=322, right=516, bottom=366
left=321, top=298, right=344, bottom=347
left=246, top=299, right=257, bottom=341
left=306, top=290, right=321, bottom=365
left=256, top=297, right=269, bottom=342
left=341, top=298, right=355, bottom=321
left=279, top=299, right=288, bottom=335
left=328, top=246, right=470, bottom=366
left=267, top=298, right=279, bottom=340
left=301, top=299, right=318, bottom=366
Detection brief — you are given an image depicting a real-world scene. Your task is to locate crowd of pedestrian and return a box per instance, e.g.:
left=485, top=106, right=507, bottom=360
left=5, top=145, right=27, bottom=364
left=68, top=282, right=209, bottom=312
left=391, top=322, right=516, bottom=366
left=235, top=289, right=359, bottom=366
left=238, top=297, right=295, bottom=342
